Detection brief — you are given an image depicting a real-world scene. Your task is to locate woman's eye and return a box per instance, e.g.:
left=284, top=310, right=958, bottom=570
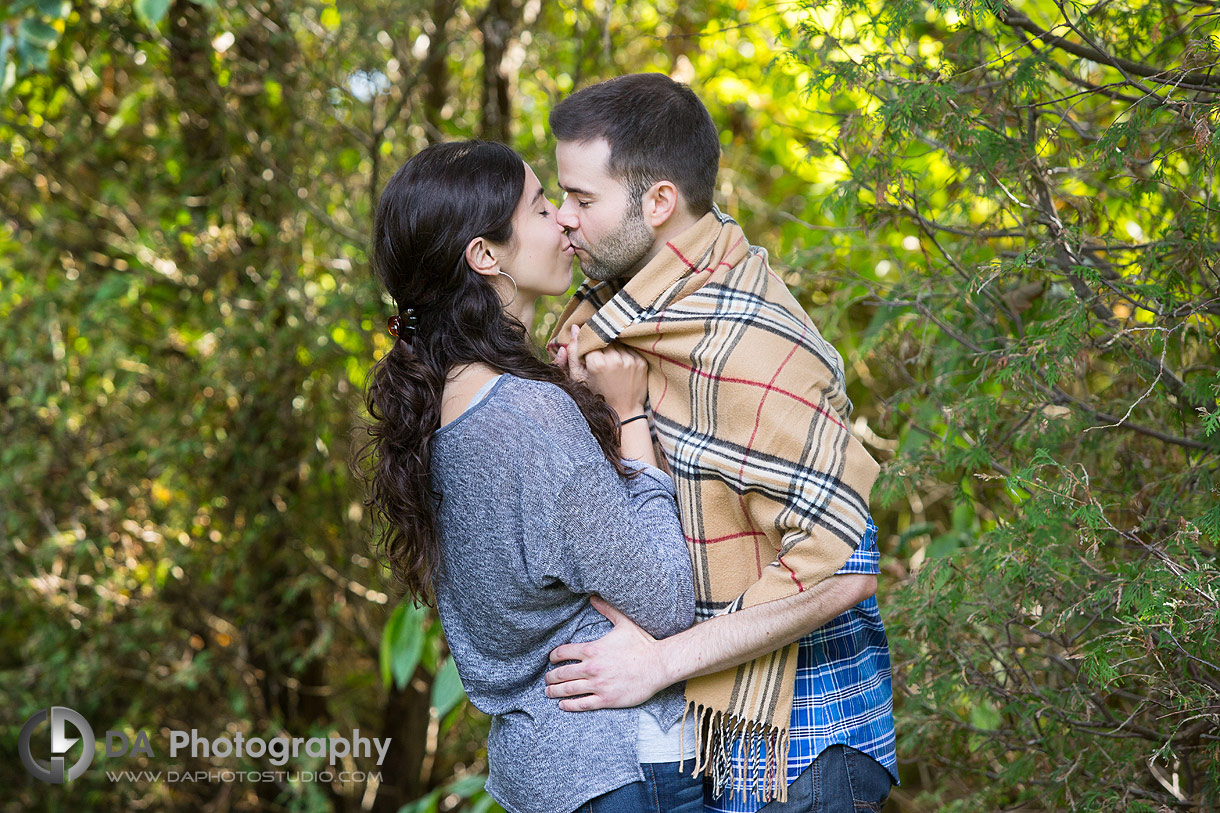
left=539, top=210, right=550, bottom=217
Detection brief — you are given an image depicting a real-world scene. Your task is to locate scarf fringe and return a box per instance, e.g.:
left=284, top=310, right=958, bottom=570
left=681, top=700, right=791, bottom=804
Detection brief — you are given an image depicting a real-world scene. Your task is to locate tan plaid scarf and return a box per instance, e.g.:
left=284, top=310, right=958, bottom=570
left=549, top=208, right=879, bottom=802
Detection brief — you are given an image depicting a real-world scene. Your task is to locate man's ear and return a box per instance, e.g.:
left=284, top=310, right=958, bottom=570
left=641, top=180, right=681, bottom=228
left=464, top=236, right=500, bottom=278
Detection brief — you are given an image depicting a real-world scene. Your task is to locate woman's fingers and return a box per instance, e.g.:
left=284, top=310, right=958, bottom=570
left=565, top=324, right=586, bottom=382
left=562, top=331, right=650, bottom=417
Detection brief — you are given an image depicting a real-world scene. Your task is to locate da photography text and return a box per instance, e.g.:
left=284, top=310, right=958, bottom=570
left=19, top=706, right=391, bottom=785
left=108, top=728, right=392, bottom=767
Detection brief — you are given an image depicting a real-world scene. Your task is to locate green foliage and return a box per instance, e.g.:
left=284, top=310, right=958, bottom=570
left=5, top=0, right=1218, bottom=809
left=430, top=658, right=466, bottom=721
left=382, top=600, right=427, bottom=691
left=0, top=0, right=774, bottom=810
left=398, top=774, right=497, bottom=813
left=784, top=0, right=1220, bottom=807
left=132, top=0, right=170, bottom=29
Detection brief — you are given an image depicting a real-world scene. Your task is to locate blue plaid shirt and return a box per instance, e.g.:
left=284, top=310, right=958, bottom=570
left=704, top=518, right=897, bottom=811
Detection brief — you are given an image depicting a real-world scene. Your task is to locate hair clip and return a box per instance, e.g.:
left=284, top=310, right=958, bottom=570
left=387, top=309, right=417, bottom=338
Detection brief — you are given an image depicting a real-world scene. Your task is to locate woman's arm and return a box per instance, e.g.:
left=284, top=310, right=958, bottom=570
left=515, top=382, right=693, bottom=640
left=532, top=458, right=693, bottom=640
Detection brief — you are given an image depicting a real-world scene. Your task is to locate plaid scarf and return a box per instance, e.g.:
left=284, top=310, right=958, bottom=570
left=549, top=208, right=879, bottom=802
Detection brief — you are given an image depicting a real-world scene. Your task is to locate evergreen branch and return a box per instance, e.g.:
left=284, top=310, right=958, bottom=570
left=1013, top=27, right=1145, bottom=105
left=1050, top=386, right=1216, bottom=451
left=1083, top=332, right=1169, bottom=434
left=1024, top=167, right=1207, bottom=412
left=885, top=295, right=1216, bottom=451
left=998, top=3, right=1220, bottom=93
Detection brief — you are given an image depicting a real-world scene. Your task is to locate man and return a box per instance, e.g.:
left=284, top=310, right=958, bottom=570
left=543, top=73, right=898, bottom=812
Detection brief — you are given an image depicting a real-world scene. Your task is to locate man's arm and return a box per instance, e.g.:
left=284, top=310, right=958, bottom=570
left=544, top=573, right=875, bottom=711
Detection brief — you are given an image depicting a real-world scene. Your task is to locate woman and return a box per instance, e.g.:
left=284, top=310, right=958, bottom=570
left=359, top=140, right=702, bottom=813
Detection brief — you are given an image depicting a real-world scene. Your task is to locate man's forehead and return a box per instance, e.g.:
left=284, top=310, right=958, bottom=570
left=556, top=138, right=613, bottom=189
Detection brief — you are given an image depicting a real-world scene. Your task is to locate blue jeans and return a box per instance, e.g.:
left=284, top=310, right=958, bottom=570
left=757, top=746, right=893, bottom=812
left=576, top=762, right=704, bottom=813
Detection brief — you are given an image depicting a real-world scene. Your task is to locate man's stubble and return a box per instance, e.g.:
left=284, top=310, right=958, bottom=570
left=574, top=206, right=654, bottom=282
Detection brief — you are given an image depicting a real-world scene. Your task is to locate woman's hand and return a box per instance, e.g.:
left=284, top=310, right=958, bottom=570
left=558, top=325, right=647, bottom=420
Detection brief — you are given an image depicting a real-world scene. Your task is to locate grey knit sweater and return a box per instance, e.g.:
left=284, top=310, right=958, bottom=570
left=430, top=374, right=695, bottom=813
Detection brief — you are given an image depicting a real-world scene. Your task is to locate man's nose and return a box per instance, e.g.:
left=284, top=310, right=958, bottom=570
left=556, top=199, right=579, bottom=230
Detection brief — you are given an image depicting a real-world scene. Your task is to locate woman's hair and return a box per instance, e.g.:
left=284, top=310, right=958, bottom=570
left=357, top=140, right=628, bottom=602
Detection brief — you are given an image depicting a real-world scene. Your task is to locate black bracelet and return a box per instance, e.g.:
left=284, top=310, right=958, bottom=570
left=619, top=414, right=648, bottom=427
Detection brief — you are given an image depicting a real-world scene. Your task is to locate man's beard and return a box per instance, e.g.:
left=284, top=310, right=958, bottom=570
left=574, top=207, right=653, bottom=281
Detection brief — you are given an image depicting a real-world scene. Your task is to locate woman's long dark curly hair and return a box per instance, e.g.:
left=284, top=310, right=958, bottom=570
left=357, top=140, right=628, bottom=602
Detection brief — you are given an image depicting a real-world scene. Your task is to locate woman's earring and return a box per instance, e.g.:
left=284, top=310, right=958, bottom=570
left=498, top=270, right=518, bottom=306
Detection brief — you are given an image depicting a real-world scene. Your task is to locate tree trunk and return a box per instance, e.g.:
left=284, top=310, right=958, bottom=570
left=422, top=0, right=458, bottom=142
left=371, top=677, right=433, bottom=812
left=479, top=0, right=517, bottom=143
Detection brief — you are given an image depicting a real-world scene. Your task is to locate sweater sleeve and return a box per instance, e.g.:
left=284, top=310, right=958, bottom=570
left=527, top=458, right=695, bottom=640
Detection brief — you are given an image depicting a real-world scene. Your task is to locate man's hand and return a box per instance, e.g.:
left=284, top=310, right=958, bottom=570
left=544, top=596, right=669, bottom=711
left=546, top=575, right=877, bottom=713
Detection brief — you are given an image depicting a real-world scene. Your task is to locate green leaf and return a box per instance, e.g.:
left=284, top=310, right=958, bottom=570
left=925, top=532, right=963, bottom=559
left=468, top=792, right=501, bottom=813
left=430, top=656, right=466, bottom=718
left=16, top=35, right=49, bottom=70
left=1, top=28, right=15, bottom=64
left=1201, top=406, right=1220, bottom=438
left=396, top=790, right=441, bottom=813
left=36, top=0, right=70, bottom=18
left=17, top=19, right=58, bottom=48
left=380, top=600, right=426, bottom=691
left=859, top=303, right=909, bottom=355
left=951, top=499, right=975, bottom=532
left=970, top=699, right=1001, bottom=731
left=378, top=606, right=398, bottom=688
left=443, top=774, right=487, bottom=797
left=134, top=0, right=171, bottom=28
left=1196, top=501, right=1220, bottom=543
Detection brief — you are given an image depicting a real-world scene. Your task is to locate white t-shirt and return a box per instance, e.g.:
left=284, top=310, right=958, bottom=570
left=637, top=706, right=697, bottom=763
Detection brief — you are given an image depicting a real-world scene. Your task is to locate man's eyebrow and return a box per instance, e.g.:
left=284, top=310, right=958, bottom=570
left=557, top=182, right=594, bottom=197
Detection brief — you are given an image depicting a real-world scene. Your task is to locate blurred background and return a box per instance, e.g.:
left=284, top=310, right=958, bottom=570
left=2, top=0, right=1217, bottom=810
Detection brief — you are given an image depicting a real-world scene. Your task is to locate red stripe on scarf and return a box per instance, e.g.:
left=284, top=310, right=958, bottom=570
left=635, top=348, right=846, bottom=431
left=649, top=320, right=671, bottom=411
left=737, top=339, right=803, bottom=583
left=667, top=241, right=696, bottom=271
left=685, top=530, right=769, bottom=545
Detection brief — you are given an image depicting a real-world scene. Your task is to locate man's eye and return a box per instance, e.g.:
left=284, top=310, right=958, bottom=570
left=578, top=201, right=591, bottom=209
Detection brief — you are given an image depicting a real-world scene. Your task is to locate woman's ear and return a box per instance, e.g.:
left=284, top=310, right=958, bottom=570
left=641, top=180, right=681, bottom=229
left=465, top=236, right=500, bottom=278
